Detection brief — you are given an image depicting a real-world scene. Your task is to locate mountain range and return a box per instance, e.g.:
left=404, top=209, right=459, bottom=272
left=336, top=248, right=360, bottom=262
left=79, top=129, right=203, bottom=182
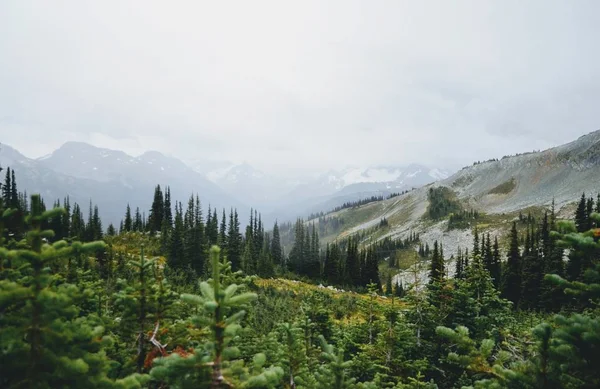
left=0, top=141, right=449, bottom=227
left=293, top=129, right=600, bottom=286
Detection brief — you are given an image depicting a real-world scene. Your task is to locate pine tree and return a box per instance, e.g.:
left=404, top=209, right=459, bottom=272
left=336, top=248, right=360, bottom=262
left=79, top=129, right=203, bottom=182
left=10, top=168, right=18, bottom=209
left=324, top=243, right=340, bottom=285
left=2, top=167, right=11, bottom=205
left=271, top=221, right=283, bottom=267
left=575, top=192, right=587, bottom=232
left=362, top=248, right=380, bottom=290
left=455, top=247, right=464, bottom=279
left=218, top=208, right=227, bottom=249
left=124, top=203, right=133, bottom=232
left=0, top=195, right=146, bottom=387
left=490, top=236, right=501, bottom=289
left=470, top=217, right=600, bottom=388
left=346, top=237, right=361, bottom=286
left=257, top=232, right=274, bottom=277
left=148, top=185, right=165, bottom=233
left=278, top=323, right=312, bottom=388
left=393, top=280, right=405, bottom=299
left=502, top=222, right=521, bottom=308
left=483, top=233, right=493, bottom=274
left=168, top=202, right=185, bottom=270
left=70, top=203, right=85, bottom=240
left=314, top=335, right=356, bottom=389
left=301, top=224, right=320, bottom=279
left=113, top=246, right=157, bottom=373
left=107, top=223, right=116, bottom=236
left=84, top=200, right=94, bottom=241
left=540, top=208, right=564, bottom=311
left=61, top=196, right=71, bottom=240
left=150, top=246, right=283, bottom=387
left=472, top=228, right=480, bottom=258
left=163, top=186, right=173, bottom=229
left=183, top=195, right=203, bottom=275
left=520, top=224, right=543, bottom=310
left=585, top=196, right=594, bottom=231
left=205, top=206, right=219, bottom=246
left=241, top=219, right=256, bottom=275
left=227, top=209, right=242, bottom=271
left=93, top=205, right=103, bottom=240
left=288, top=218, right=306, bottom=274
left=133, top=206, right=143, bottom=232
left=429, top=240, right=444, bottom=283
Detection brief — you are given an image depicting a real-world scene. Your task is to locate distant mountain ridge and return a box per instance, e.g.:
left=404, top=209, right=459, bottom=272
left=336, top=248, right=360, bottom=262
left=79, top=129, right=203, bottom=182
left=1, top=141, right=451, bottom=227
left=444, top=129, right=600, bottom=213
left=305, top=128, right=600, bottom=260
left=0, top=142, right=245, bottom=227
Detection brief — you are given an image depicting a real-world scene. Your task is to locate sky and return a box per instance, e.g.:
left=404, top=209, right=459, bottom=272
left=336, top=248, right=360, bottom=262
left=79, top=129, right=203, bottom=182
left=1, top=0, right=599, bottom=177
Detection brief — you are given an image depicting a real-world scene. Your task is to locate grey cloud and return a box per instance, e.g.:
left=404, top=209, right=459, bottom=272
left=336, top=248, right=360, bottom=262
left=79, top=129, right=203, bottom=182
left=0, top=0, right=599, bottom=176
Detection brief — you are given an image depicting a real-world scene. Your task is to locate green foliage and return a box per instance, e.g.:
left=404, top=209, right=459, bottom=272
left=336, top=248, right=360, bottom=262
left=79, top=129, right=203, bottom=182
left=0, top=194, right=146, bottom=388
left=427, top=187, right=462, bottom=220
left=150, top=246, right=283, bottom=388
left=487, top=178, right=516, bottom=195
left=1, top=165, right=599, bottom=388
left=315, top=335, right=356, bottom=389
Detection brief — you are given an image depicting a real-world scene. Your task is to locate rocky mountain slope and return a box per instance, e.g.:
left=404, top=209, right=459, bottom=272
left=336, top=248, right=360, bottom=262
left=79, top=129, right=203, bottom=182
left=306, top=130, right=600, bottom=285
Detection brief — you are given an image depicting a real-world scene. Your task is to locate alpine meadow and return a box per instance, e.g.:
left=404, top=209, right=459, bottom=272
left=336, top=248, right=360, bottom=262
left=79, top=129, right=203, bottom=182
left=1, top=1, right=600, bottom=388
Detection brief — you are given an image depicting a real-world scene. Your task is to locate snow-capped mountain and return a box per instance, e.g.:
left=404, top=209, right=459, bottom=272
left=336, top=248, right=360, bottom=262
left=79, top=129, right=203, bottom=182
left=1, top=142, right=247, bottom=226
left=2, top=140, right=452, bottom=226
left=288, top=164, right=450, bottom=200
left=203, top=163, right=298, bottom=207
left=196, top=163, right=450, bottom=214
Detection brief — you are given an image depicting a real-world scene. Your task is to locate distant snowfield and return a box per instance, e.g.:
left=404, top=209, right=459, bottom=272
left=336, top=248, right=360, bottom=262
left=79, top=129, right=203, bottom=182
left=341, top=167, right=403, bottom=185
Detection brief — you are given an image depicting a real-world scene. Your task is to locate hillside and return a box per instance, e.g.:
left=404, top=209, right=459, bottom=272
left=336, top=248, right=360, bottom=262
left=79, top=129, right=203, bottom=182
left=305, top=130, right=600, bottom=283
left=0, top=143, right=245, bottom=226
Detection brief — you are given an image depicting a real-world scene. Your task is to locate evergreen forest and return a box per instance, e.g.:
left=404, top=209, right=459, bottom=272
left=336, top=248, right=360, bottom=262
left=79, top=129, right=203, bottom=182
left=1, top=164, right=600, bottom=388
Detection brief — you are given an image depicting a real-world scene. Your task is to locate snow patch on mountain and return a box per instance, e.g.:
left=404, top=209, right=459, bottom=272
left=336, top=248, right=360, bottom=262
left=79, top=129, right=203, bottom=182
left=341, top=167, right=403, bottom=185
left=429, top=168, right=450, bottom=180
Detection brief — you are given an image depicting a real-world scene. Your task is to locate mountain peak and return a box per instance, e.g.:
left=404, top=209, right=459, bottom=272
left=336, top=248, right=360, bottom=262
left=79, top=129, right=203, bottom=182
left=138, top=150, right=167, bottom=161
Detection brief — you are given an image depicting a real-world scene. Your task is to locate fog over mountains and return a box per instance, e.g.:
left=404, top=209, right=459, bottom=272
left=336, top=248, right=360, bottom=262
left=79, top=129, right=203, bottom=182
left=0, top=141, right=449, bottom=227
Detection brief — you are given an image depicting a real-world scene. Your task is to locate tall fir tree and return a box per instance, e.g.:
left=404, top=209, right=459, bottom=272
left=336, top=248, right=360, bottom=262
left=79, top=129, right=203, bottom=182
left=503, top=222, right=522, bottom=308
left=227, top=209, right=242, bottom=271
left=192, top=195, right=207, bottom=275
left=148, top=184, right=165, bottom=233
left=346, top=237, right=361, bottom=286
left=163, top=186, right=173, bottom=228
left=520, top=223, right=543, bottom=310
left=585, top=196, right=595, bottom=231
left=575, top=192, right=587, bottom=232
left=218, top=208, right=227, bottom=249
left=271, top=221, right=283, bottom=267
left=124, top=203, right=133, bottom=232
left=455, top=247, right=464, bottom=279
left=490, top=236, right=502, bottom=289
left=324, top=242, right=341, bottom=285
left=10, top=168, right=18, bottom=209
left=472, top=227, right=480, bottom=258
left=361, top=247, right=381, bottom=290
left=2, top=167, right=11, bottom=206
left=133, top=206, right=143, bottom=232
left=168, top=202, right=185, bottom=269
left=92, top=205, right=103, bottom=240
left=429, top=240, right=444, bottom=283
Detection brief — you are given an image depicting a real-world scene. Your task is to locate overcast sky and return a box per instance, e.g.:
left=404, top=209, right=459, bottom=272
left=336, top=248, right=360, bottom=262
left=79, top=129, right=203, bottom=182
left=1, top=1, right=599, bottom=176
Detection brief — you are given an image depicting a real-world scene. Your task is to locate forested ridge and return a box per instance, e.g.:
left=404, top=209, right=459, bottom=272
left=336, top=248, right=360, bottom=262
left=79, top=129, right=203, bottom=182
left=1, top=163, right=600, bottom=388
